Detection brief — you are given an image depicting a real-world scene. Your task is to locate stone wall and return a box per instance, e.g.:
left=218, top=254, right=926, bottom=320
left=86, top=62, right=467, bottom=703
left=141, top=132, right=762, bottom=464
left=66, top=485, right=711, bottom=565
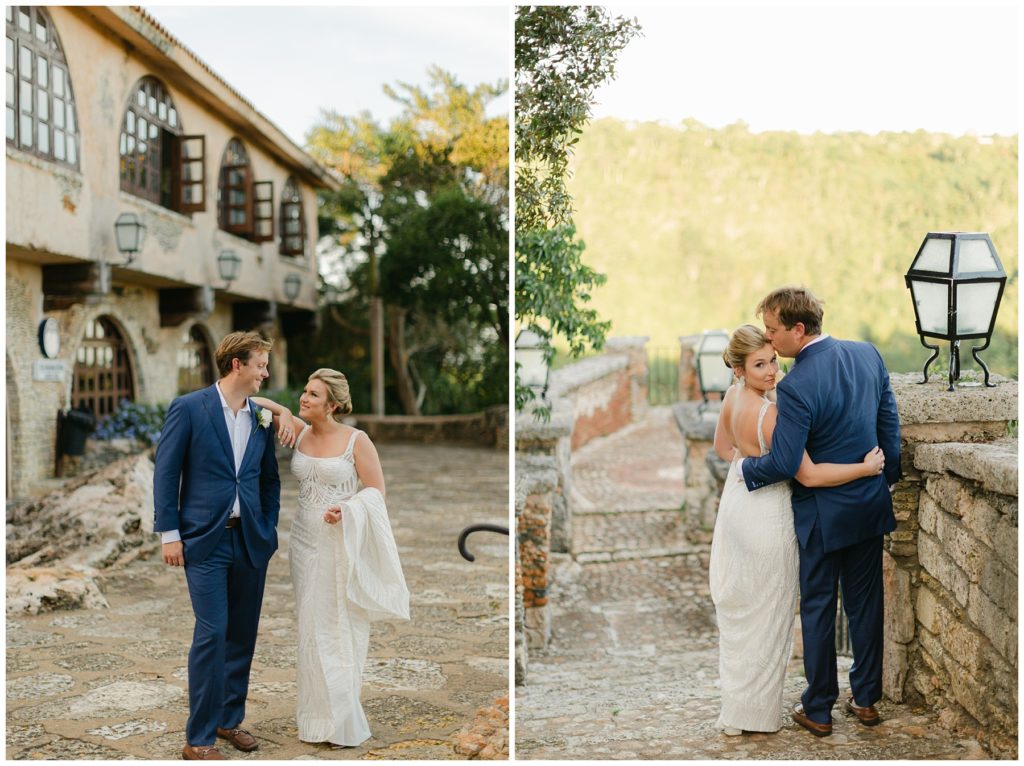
left=883, top=373, right=1017, bottom=758
left=550, top=353, right=632, bottom=451
left=5, top=259, right=244, bottom=498
left=514, top=340, right=653, bottom=683
left=514, top=405, right=573, bottom=683
left=354, top=406, right=508, bottom=448
left=673, top=402, right=729, bottom=544
left=677, top=334, right=703, bottom=403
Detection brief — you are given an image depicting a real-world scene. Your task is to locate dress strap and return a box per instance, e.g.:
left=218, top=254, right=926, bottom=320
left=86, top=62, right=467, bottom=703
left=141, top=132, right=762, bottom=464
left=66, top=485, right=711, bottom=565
left=342, top=428, right=362, bottom=458
left=294, top=422, right=310, bottom=449
left=755, top=399, right=773, bottom=456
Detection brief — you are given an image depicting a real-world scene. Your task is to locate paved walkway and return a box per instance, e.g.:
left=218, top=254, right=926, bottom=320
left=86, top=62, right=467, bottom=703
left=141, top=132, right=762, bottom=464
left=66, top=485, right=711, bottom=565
left=515, top=406, right=991, bottom=760
left=7, top=443, right=508, bottom=760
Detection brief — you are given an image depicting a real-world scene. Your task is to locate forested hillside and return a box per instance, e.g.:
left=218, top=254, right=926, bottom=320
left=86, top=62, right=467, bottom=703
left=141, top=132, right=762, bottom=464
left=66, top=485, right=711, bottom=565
left=567, top=118, right=1017, bottom=375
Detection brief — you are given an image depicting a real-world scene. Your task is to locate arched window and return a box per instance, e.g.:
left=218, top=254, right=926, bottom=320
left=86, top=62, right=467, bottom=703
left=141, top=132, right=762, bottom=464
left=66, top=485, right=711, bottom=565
left=72, top=317, right=135, bottom=420
left=177, top=324, right=214, bottom=394
left=6, top=6, right=80, bottom=168
left=119, top=76, right=205, bottom=213
left=279, top=176, right=306, bottom=256
left=218, top=138, right=274, bottom=242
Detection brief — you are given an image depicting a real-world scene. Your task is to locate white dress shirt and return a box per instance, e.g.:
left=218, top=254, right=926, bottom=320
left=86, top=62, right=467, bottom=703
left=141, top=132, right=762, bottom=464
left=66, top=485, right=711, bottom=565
left=160, top=382, right=252, bottom=545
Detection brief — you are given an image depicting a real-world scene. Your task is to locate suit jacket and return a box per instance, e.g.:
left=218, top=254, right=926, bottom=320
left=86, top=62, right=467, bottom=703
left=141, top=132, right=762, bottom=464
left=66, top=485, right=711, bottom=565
left=743, top=337, right=901, bottom=553
left=153, top=383, right=281, bottom=568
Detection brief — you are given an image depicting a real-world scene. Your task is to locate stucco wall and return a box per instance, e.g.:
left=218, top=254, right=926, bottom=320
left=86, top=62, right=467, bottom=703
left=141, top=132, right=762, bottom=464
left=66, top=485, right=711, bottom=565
left=6, top=7, right=319, bottom=306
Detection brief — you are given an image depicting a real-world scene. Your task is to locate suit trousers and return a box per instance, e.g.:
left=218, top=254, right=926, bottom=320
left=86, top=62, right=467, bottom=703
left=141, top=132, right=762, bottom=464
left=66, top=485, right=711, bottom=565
left=183, top=525, right=268, bottom=746
left=798, top=524, right=884, bottom=724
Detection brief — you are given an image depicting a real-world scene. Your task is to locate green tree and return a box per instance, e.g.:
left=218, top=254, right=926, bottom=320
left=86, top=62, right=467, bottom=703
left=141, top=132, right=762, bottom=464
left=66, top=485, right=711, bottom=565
left=305, top=68, right=509, bottom=415
left=515, top=6, right=641, bottom=410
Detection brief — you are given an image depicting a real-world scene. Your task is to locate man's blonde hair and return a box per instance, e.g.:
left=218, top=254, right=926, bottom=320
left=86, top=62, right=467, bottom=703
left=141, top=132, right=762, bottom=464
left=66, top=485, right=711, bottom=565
left=756, top=286, right=824, bottom=336
left=215, top=331, right=273, bottom=377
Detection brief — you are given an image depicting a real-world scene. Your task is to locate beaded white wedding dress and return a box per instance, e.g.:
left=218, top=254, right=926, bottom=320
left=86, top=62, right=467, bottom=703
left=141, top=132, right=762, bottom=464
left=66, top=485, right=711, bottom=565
left=289, top=427, right=410, bottom=746
left=709, top=398, right=799, bottom=733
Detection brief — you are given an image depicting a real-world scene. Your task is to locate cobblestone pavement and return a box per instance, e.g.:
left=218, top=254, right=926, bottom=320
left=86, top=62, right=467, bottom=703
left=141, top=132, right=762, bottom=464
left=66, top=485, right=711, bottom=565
left=7, top=443, right=509, bottom=760
left=515, top=408, right=991, bottom=760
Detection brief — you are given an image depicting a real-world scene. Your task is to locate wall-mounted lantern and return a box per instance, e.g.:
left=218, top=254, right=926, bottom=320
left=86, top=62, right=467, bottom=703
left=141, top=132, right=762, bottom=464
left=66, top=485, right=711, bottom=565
left=905, top=232, right=1006, bottom=390
left=113, top=212, right=146, bottom=266
left=283, top=273, right=302, bottom=303
left=217, top=250, right=241, bottom=289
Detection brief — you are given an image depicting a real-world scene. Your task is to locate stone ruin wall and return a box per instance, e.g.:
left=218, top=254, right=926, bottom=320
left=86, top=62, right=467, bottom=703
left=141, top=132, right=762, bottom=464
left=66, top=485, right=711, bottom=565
left=882, top=374, right=1017, bottom=758
left=515, top=338, right=649, bottom=683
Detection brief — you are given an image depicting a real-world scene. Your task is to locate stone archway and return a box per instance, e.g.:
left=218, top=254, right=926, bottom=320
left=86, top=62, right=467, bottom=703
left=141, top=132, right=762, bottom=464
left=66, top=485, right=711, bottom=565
left=177, top=322, right=216, bottom=394
left=71, top=314, right=138, bottom=420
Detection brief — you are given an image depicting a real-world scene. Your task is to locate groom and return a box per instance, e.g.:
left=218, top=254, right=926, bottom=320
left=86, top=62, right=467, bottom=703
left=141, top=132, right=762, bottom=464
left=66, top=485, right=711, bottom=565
left=739, top=286, right=901, bottom=737
left=154, top=331, right=281, bottom=760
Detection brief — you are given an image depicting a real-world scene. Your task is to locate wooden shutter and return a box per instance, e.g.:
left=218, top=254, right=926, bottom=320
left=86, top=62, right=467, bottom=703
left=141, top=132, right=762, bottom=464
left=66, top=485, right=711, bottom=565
left=176, top=134, right=206, bottom=213
left=220, top=163, right=251, bottom=235
left=252, top=180, right=274, bottom=242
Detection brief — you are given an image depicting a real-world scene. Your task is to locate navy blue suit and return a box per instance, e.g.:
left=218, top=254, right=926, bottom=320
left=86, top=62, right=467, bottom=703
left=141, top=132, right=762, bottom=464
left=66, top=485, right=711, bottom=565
left=743, top=337, right=900, bottom=723
left=153, top=383, right=280, bottom=746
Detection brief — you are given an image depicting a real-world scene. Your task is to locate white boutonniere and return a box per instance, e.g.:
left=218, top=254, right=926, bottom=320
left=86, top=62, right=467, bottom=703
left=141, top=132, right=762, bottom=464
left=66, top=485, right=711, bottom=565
left=253, top=405, right=273, bottom=434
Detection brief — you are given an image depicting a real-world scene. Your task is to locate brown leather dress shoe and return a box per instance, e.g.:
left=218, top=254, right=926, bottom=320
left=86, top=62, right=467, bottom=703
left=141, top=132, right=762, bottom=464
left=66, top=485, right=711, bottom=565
left=217, top=726, right=258, bottom=752
left=844, top=696, right=881, bottom=726
left=792, top=704, right=833, bottom=737
left=182, top=744, right=225, bottom=760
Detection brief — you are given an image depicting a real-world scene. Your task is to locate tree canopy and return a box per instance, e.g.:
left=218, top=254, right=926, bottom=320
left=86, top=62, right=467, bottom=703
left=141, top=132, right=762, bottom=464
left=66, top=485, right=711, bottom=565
left=566, top=118, right=1018, bottom=376
left=515, top=6, right=641, bottom=409
left=300, top=67, right=509, bottom=415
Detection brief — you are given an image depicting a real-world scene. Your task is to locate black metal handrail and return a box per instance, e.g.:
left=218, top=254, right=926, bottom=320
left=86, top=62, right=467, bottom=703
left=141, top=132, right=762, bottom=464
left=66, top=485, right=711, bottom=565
left=457, top=523, right=509, bottom=562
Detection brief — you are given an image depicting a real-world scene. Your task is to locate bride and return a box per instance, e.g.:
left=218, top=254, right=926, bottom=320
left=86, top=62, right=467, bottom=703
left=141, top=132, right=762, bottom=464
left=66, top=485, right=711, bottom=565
left=709, top=326, right=883, bottom=735
left=253, top=368, right=409, bottom=747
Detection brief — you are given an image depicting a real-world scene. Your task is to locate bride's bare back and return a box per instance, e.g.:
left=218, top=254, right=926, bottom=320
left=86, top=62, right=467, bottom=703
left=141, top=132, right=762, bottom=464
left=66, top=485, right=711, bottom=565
left=717, top=384, right=777, bottom=459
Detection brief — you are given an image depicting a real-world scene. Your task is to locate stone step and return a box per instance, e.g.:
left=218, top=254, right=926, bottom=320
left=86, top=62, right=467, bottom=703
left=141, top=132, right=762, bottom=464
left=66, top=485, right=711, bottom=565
left=575, top=544, right=703, bottom=564
left=572, top=508, right=691, bottom=563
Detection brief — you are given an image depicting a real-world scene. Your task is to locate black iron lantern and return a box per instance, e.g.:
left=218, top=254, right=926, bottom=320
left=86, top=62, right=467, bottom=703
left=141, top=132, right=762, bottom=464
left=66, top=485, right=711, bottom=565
left=696, top=329, right=732, bottom=412
left=905, top=232, right=1006, bottom=390
left=515, top=328, right=549, bottom=403
left=283, top=273, right=302, bottom=303
left=113, top=212, right=145, bottom=265
left=217, top=250, right=242, bottom=287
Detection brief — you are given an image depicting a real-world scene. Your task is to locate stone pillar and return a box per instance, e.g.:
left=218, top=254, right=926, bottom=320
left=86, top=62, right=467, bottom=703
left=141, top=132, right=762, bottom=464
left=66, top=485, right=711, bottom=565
left=884, top=373, right=1017, bottom=756
left=515, top=402, right=573, bottom=680
left=672, top=401, right=729, bottom=544
left=605, top=336, right=650, bottom=420
left=677, top=335, right=702, bottom=402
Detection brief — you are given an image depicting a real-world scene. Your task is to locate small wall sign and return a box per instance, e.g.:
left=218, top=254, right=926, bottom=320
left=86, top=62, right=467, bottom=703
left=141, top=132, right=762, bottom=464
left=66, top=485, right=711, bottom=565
left=33, top=359, right=66, bottom=382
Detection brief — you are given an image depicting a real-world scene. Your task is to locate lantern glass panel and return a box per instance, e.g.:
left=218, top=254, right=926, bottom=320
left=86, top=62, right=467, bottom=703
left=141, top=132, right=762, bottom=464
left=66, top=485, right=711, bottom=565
left=912, top=238, right=951, bottom=274
left=958, top=239, right=998, bottom=274
left=910, top=279, right=949, bottom=335
left=699, top=357, right=734, bottom=393
left=956, top=281, right=1000, bottom=335
left=518, top=348, right=547, bottom=389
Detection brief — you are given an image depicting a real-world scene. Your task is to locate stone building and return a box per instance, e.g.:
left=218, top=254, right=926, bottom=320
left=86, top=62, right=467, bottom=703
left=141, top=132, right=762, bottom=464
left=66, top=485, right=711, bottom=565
left=6, top=6, right=338, bottom=498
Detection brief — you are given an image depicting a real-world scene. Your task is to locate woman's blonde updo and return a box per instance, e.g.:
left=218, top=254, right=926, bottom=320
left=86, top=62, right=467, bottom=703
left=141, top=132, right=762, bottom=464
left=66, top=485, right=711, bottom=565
left=722, top=325, right=770, bottom=376
left=308, top=368, right=353, bottom=422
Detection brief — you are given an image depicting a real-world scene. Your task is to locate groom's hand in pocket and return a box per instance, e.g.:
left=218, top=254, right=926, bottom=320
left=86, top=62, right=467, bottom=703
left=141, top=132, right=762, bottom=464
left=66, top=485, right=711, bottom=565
left=162, top=541, right=185, bottom=567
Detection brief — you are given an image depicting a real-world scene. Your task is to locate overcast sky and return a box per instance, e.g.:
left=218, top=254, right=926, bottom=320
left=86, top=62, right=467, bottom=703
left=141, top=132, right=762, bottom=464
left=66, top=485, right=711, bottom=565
left=596, top=4, right=1019, bottom=135
left=143, top=5, right=511, bottom=148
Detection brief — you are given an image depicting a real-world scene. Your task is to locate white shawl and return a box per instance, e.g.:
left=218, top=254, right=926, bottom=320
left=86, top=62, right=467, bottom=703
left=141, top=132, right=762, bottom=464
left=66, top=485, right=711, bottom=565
left=335, top=486, right=410, bottom=621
